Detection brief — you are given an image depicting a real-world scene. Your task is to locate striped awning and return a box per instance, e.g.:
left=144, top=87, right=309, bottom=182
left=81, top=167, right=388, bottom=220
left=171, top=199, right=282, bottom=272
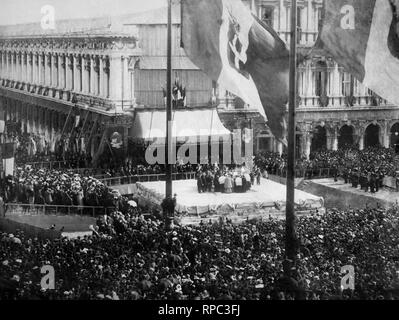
left=131, top=108, right=231, bottom=140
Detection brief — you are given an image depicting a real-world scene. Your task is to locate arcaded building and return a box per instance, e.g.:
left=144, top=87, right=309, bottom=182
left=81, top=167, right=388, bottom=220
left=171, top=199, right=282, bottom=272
left=1, top=0, right=399, bottom=165
left=237, top=0, right=399, bottom=157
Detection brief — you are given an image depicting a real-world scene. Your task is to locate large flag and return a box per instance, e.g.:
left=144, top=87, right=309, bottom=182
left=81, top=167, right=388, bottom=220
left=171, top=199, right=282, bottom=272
left=316, top=0, right=399, bottom=105
left=0, top=108, right=4, bottom=134
left=182, top=0, right=289, bottom=142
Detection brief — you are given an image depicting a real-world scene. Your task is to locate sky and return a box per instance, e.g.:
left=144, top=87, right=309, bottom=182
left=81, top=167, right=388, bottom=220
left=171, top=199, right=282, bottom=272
left=0, top=0, right=166, bottom=25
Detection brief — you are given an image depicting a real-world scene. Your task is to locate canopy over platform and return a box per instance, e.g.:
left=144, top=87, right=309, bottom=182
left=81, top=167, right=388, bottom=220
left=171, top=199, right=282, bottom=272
left=130, top=108, right=231, bottom=140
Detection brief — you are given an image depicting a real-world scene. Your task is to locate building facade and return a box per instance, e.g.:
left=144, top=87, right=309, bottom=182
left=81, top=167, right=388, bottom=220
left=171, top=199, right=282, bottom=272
left=1, top=1, right=399, bottom=166
left=232, top=0, right=399, bottom=157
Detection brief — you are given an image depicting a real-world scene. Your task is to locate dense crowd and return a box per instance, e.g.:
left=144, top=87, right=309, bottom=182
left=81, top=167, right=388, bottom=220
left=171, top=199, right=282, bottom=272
left=255, top=147, right=398, bottom=181
left=1, top=205, right=399, bottom=300
left=1, top=166, right=119, bottom=208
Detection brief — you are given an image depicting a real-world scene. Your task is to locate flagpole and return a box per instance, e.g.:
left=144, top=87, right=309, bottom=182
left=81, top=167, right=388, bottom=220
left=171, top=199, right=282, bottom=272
left=285, top=0, right=299, bottom=270
left=166, top=0, right=173, bottom=199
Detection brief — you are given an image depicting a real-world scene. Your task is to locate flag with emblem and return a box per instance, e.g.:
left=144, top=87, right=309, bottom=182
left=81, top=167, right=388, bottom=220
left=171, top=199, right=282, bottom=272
left=182, top=0, right=289, bottom=142
left=316, top=0, right=399, bottom=105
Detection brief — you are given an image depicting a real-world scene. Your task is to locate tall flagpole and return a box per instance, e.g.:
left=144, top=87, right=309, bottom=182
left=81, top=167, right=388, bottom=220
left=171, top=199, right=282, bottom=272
left=166, top=0, right=173, bottom=199
left=285, top=0, right=299, bottom=268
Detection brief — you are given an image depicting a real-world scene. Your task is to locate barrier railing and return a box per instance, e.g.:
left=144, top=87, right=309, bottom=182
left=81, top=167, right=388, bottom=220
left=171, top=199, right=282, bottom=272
left=4, top=203, right=116, bottom=217
left=98, top=169, right=337, bottom=187
left=17, top=161, right=92, bottom=171
left=100, top=172, right=198, bottom=186
left=269, top=168, right=335, bottom=180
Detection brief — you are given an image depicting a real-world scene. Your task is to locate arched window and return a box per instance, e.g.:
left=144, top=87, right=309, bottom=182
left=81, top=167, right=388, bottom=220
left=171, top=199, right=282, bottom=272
left=339, top=125, right=354, bottom=149
left=342, top=72, right=354, bottom=97
left=314, top=61, right=327, bottom=99
left=365, top=124, right=380, bottom=148
left=311, top=126, right=327, bottom=152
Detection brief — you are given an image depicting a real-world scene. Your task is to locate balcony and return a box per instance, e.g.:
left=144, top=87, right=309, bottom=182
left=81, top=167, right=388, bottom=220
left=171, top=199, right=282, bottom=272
left=299, top=95, right=391, bottom=109
left=278, top=30, right=319, bottom=47
left=0, top=77, right=132, bottom=114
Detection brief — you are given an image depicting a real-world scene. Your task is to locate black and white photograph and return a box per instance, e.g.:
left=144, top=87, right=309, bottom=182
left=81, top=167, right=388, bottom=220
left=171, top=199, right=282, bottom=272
left=1, top=0, right=399, bottom=308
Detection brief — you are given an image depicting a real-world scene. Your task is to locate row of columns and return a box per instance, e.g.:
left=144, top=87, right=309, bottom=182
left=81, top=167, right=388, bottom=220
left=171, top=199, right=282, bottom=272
left=0, top=50, right=111, bottom=98
left=297, top=62, right=373, bottom=107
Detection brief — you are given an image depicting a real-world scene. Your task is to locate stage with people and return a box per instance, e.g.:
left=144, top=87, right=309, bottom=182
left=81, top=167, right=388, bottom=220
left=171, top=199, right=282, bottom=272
left=130, top=177, right=324, bottom=224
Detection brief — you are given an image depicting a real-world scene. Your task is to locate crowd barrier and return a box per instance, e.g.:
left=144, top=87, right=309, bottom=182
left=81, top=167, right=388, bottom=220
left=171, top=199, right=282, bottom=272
left=4, top=203, right=115, bottom=217
left=270, top=168, right=336, bottom=180
left=99, top=169, right=336, bottom=186
left=16, top=161, right=87, bottom=171
left=100, top=172, right=198, bottom=187
left=98, top=169, right=336, bottom=187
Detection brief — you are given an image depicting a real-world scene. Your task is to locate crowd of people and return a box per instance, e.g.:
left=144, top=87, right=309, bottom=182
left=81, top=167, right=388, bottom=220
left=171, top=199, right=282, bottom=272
left=2, top=205, right=399, bottom=300
left=255, top=147, right=398, bottom=185
left=1, top=166, right=120, bottom=209
left=196, top=164, right=263, bottom=194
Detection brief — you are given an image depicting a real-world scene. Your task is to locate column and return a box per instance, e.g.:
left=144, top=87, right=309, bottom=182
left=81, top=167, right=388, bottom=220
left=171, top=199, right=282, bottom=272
left=122, top=56, right=130, bottom=106
left=90, top=55, right=96, bottom=95
left=66, top=54, right=73, bottom=90
left=99, top=56, right=104, bottom=97
left=2, top=51, right=5, bottom=78
left=58, top=53, right=64, bottom=88
left=38, top=53, right=43, bottom=85
left=109, top=55, right=122, bottom=106
left=21, top=52, right=25, bottom=83
left=35, top=53, right=40, bottom=85
left=307, top=0, right=314, bottom=31
left=52, top=53, right=58, bottom=88
left=333, top=128, right=338, bottom=151
left=46, top=53, right=52, bottom=86
left=332, top=63, right=340, bottom=99
left=6, top=52, right=9, bottom=79
left=129, top=59, right=136, bottom=106
left=305, top=64, right=313, bottom=106
left=23, top=52, right=28, bottom=83
left=31, top=53, right=35, bottom=84
left=82, top=55, right=88, bottom=93
left=382, top=122, right=390, bottom=148
left=2, top=51, right=4, bottom=76
left=279, top=0, right=286, bottom=31
left=8, top=52, right=12, bottom=80
left=10, top=52, right=14, bottom=81
left=73, top=54, right=80, bottom=92
left=305, top=133, right=312, bottom=160
left=82, top=55, right=91, bottom=94
left=10, top=52, right=13, bottom=80
left=359, top=132, right=365, bottom=150
left=16, top=52, right=20, bottom=82
left=105, top=57, right=110, bottom=98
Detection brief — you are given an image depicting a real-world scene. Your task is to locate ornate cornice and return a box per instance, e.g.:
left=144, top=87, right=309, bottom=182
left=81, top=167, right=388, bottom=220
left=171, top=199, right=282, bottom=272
left=0, top=37, right=138, bottom=55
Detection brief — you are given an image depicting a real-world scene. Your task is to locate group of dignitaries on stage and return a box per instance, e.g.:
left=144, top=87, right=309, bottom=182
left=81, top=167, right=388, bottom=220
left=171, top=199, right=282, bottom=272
left=196, top=164, right=263, bottom=194
left=341, top=167, right=385, bottom=194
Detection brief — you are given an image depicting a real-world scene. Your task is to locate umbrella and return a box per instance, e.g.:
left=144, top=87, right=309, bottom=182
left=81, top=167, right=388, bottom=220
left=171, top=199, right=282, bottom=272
left=128, top=201, right=137, bottom=208
left=12, top=238, right=22, bottom=245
